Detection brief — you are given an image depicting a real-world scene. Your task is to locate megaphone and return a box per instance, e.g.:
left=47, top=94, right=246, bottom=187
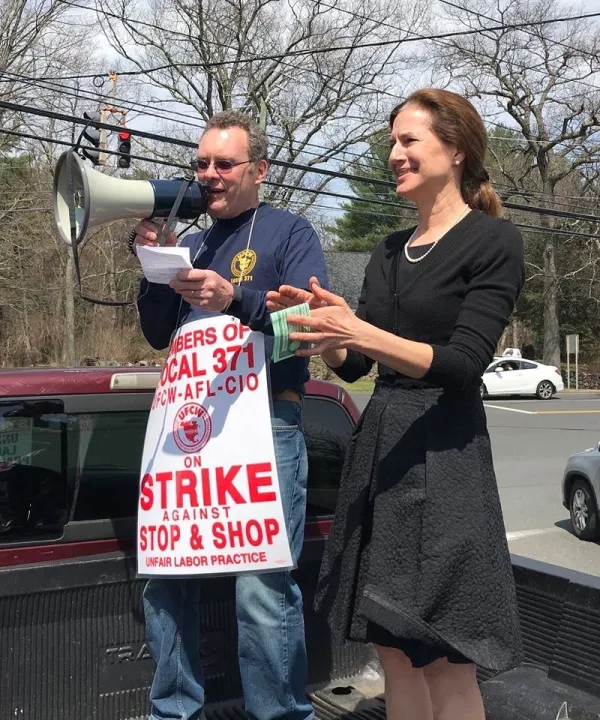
left=52, top=150, right=210, bottom=246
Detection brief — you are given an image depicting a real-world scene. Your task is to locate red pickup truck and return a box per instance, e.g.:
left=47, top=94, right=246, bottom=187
left=0, top=367, right=378, bottom=720
left=3, top=367, right=600, bottom=720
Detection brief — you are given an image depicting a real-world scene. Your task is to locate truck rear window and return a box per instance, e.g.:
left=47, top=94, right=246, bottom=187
left=0, top=400, right=67, bottom=541
left=69, top=411, right=148, bottom=521
left=1, top=394, right=352, bottom=542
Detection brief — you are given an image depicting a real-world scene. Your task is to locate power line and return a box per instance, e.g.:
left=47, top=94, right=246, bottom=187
left=17, top=0, right=600, bottom=192
left=0, top=71, right=392, bottom=168
left=8, top=1, right=416, bottom=175
left=438, top=0, right=600, bottom=66
left=48, top=0, right=410, bottom=103
left=305, top=2, right=600, bottom=161
left=0, top=71, right=208, bottom=128
left=500, top=185, right=600, bottom=202
left=0, top=127, right=191, bottom=172
left=5, top=101, right=600, bottom=225
left=19, top=86, right=579, bottom=198
left=5, top=166, right=592, bottom=216
left=10, top=3, right=584, bottom=175
left=331, top=179, right=600, bottom=216
left=436, top=0, right=600, bottom=103
left=0, top=125, right=589, bottom=222
left=494, top=185, right=600, bottom=214
left=0, top=98, right=398, bottom=188
left=27, top=4, right=600, bottom=79
left=3, top=66, right=549, bottom=189
left=284, top=198, right=600, bottom=240
left=0, top=104, right=590, bottom=223
left=3, top=201, right=598, bottom=243
left=308, top=0, right=600, bottom=104
left=49, top=0, right=600, bottom=118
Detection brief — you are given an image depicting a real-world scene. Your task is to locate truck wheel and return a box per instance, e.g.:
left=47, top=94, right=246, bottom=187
left=570, top=478, right=600, bottom=541
left=536, top=381, right=554, bottom=400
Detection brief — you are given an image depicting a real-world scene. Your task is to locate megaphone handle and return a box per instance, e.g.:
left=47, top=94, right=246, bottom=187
left=157, top=176, right=194, bottom=246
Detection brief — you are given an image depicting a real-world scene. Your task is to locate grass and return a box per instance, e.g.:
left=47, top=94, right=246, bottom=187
left=336, top=378, right=375, bottom=394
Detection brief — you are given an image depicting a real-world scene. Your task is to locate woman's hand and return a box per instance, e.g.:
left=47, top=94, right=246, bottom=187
left=266, top=276, right=327, bottom=311
left=286, top=282, right=362, bottom=357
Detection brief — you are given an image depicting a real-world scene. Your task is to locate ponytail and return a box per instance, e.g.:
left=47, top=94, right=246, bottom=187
left=461, top=170, right=503, bottom=218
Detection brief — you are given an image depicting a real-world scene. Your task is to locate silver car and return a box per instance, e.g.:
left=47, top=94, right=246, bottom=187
left=562, top=440, right=600, bottom=540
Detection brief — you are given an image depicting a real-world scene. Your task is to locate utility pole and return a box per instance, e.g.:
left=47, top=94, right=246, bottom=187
left=99, top=73, right=124, bottom=167
left=99, top=106, right=109, bottom=166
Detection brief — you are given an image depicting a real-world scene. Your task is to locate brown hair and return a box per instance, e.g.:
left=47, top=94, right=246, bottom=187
left=389, top=89, right=502, bottom=217
left=204, top=110, right=268, bottom=163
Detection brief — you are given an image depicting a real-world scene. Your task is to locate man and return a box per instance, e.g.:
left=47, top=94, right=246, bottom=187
left=132, top=110, right=328, bottom=720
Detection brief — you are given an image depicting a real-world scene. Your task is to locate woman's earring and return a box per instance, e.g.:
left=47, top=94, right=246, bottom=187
left=455, top=160, right=460, bottom=165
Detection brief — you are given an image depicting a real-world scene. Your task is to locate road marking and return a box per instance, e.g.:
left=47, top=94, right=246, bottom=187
left=485, top=405, right=600, bottom=416
left=534, top=410, right=600, bottom=415
left=483, top=404, right=535, bottom=415
left=506, top=528, right=560, bottom=540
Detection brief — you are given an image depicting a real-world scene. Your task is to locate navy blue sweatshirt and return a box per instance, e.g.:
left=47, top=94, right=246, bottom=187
left=137, top=203, right=328, bottom=395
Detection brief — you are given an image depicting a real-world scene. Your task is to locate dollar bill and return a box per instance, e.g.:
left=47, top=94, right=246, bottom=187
left=271, top=303, right=312, bottom=363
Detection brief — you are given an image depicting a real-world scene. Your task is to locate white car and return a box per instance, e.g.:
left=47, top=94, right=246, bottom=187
left=480, top=358, right=564, bottom=400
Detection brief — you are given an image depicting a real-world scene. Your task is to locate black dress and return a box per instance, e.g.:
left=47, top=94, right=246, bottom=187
left=314, top=210, right=526, bottom=671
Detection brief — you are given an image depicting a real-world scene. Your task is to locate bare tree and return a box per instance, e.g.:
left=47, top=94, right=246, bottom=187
left=94, top=0, right=427, bottom=205
left=436, top=0, right=600, bottom=366
left=0, top=0, right=97, bottom=150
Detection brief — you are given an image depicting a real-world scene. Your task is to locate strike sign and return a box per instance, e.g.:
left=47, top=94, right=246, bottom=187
left=137, top=315, right=293, bottom=576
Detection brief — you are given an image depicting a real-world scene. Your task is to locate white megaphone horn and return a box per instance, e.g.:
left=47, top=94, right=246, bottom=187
left=52, top=150, right=210, bottom=246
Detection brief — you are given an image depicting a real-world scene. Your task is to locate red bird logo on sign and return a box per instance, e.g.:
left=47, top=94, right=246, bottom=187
left=173, top=403, right=212, bottom=453
left=182, top=420, right=199, bottom=443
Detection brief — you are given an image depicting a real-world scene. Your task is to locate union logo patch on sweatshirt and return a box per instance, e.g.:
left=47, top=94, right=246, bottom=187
left=231, top=249, right=257, bottom=284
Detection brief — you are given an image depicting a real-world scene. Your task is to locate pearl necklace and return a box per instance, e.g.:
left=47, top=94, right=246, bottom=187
left=404, top=205, right=470, bottom=264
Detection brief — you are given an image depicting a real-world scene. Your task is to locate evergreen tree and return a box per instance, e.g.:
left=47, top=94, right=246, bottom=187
left=330, top=129, right=414, bottom=251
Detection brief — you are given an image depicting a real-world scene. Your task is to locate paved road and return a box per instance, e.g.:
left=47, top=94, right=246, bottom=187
left=348, top=390, right=600, bottom=575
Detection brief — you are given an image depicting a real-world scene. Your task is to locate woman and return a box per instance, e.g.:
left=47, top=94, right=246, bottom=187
left=267, top=89, right=525, bottom=720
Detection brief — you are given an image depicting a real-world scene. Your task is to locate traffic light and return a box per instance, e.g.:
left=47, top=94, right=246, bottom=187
left=118, top=130, right=131, bottom=169
left=81, top=111, right=102, bottom=165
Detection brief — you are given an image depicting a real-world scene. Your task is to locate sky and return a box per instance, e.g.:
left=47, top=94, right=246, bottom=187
left=84, top=0, right=600, bottom=220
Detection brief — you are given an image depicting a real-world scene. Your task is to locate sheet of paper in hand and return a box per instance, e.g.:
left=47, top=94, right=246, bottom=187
left=271, top=303, right=312, bottom=363
left=137, top=315, right=293, bottom=576
left=136, top=245, right=192, bottom=284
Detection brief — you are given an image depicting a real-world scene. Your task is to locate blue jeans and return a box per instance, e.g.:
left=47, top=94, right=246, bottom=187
left=143, top=401, right=312, bottom=720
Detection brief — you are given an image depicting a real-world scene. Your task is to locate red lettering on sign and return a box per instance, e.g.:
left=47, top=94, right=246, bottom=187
left=223, top=323, right=238, bottom=341
left=168, top=327, right=218, bottom=356
left=211, top=519, right=280, bottom=549
left=139, top=464, right=278, bottom=510
left=176, top=470, right=199, bottom=507
left=201, top=467, right=211, bottom=506
left=247, top=462, right=276, bottom=502
left=155, top=472, right=173, bottom=509
left=140, top=473, right=154, bottom=510
left=216, top=465, right=245, bottom=505
left=265, top=518, right=279, bottom=544
left=139, top=524, right=181, bottom=551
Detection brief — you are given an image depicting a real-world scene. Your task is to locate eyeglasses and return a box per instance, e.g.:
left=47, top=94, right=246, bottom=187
left=190, top=158, right=252, bottom=173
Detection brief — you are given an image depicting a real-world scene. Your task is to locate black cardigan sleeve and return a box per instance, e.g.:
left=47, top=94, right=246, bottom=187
left=423, top=221, right=525, bottom=391
left=328, top=276, right=375, bottom=383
